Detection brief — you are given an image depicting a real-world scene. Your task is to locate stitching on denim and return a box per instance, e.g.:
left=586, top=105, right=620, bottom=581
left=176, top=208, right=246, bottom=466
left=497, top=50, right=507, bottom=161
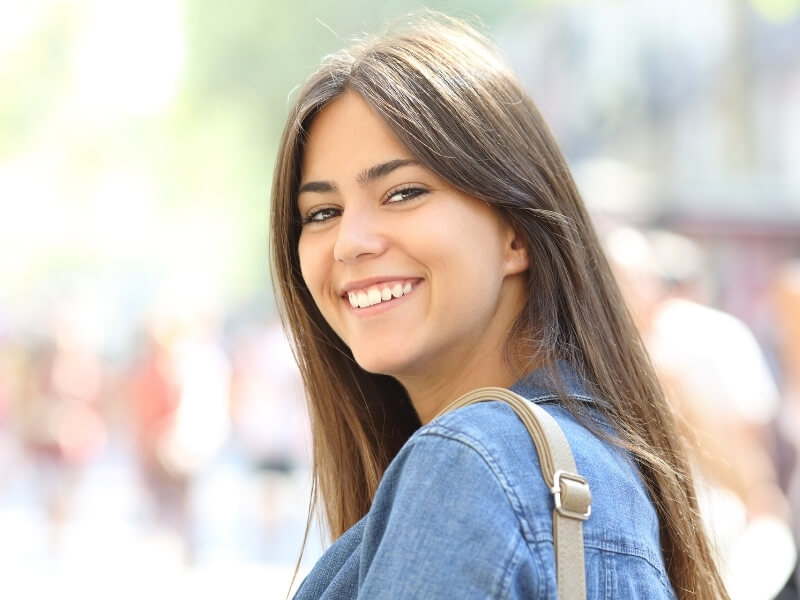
left=396, top=426, right=542, bottom=596
left=496, top=532, right=527, bottom=599
left=530, top=541, right=550, bottom=597
left=592, top=545, right=676, bottom=597
left=513, top=392, right=594, bottom=404
left=604, top=549, right=614, bottom=600
left=583, top=540, right=669, bottom=581
left=414, top=422, right=541, bottom=544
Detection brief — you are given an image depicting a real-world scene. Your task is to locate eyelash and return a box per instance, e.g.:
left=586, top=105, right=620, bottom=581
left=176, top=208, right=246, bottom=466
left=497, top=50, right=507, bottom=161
left=301, top=206, right=340, bottom=225
left=300, top=185, right=428, bottom=226
left=385, top=184, right=427, bottom=204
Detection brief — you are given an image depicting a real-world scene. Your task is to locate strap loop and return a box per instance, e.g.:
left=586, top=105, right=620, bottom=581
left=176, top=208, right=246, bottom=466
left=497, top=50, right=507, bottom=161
left=552, top=470, right=592, bottom=520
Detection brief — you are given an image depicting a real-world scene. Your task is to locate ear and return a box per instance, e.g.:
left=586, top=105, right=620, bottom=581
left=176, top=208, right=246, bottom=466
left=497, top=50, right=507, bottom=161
left=503, top=225, right=529, bottom=276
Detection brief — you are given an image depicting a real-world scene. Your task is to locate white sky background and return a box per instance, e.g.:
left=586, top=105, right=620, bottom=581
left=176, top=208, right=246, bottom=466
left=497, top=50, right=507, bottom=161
left=1, top=0, right=799, bottom=310
left=0, top=0, right=241, bottom=322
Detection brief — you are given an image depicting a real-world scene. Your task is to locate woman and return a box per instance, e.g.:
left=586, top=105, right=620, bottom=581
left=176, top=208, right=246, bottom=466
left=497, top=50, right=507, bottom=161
left=270, top=14, right=727, bottom=599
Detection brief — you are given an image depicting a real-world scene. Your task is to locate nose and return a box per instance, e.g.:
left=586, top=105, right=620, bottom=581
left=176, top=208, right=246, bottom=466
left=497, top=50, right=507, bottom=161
left=333, top=206, right=388, bottom=263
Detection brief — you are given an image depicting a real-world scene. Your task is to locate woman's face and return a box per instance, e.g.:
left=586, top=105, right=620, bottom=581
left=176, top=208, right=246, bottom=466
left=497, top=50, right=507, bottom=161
left=297, top=92, right=528, bottom=395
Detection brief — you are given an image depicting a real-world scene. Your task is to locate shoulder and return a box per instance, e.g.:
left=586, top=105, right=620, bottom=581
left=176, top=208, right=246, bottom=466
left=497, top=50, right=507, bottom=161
left=355, top=383, right=675, bottom=597
left=356, top=403, right=534, bottom=597
left=401, top=396, right=668, bottom=570
left=363, top=396, right=674, bottom=594
left=370, top=409, right=525, bottom=524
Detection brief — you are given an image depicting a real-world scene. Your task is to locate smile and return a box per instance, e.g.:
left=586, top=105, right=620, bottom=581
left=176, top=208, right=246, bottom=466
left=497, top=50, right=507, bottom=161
left=345, top=279, right=418, bottom=309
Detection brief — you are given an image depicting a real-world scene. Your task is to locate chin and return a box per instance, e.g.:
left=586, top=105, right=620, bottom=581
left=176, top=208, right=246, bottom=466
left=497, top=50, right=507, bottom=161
left=351, top=347, right=412, bottom=378
left=353, top=355, right=401, bottom=377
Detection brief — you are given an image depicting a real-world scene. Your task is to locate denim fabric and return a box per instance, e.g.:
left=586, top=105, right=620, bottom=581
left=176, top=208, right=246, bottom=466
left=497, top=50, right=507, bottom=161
left=294, top=365, right=677, bottom=599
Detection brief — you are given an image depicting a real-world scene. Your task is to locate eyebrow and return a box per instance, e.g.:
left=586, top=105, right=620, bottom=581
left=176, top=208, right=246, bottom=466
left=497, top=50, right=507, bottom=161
left=298, top=158, right=420, bottom=194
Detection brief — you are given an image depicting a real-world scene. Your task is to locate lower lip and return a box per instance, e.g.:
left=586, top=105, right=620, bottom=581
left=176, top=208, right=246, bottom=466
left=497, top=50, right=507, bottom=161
left=344, top=282, right=422, bottom=317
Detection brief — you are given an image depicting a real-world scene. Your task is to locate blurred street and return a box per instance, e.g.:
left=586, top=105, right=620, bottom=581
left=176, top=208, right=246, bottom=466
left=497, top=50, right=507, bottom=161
left=2, top=0, right=800, bottom=598
left=0, top=429, right=321, bottom=599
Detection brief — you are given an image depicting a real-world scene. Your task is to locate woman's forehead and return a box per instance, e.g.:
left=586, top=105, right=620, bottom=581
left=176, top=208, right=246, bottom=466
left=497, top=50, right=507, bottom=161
left=300, top=93, right=413, bottom=182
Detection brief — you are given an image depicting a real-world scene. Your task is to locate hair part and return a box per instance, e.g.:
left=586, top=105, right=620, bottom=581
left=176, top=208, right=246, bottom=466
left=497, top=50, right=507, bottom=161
left=271, top=13, right=727, bottom=599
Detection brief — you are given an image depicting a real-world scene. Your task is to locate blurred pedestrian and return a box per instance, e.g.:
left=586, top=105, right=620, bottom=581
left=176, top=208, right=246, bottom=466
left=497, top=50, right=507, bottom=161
left=12, top=307, right=107, bottom=557
left=127, top=298, right=231, bottom=563
left=606, top=226, right=795, bottom=599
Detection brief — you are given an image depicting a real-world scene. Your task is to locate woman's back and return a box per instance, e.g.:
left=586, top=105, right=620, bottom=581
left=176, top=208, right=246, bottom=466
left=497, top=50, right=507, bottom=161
left=294, top=365, right=677, bottom=599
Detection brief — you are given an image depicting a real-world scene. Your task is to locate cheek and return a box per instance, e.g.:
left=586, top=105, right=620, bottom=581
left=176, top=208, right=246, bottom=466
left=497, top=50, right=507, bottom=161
left=298, top=241, right=338, bottom=332
left=456, top=227, right=507, bottom=278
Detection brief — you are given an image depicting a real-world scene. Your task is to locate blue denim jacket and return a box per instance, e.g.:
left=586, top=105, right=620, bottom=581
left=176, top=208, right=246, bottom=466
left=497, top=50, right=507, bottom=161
left=294, top=366, right=677, bottom=599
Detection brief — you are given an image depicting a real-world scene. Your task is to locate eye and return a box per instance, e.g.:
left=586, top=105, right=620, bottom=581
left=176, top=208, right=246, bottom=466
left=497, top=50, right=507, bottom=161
left=301, top=206, right=341, bottom=225
left=385, top=185, right=428, bottom=205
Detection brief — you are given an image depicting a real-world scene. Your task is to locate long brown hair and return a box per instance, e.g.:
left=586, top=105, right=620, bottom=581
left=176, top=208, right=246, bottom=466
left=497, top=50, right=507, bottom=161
left=271, top=13, right=727, bottom=599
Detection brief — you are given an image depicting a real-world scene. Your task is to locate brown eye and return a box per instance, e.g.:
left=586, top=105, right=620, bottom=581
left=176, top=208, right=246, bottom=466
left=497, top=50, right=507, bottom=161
left=385, top=186, right=428, bottom=204
left=302, top=206, right=341, bottom=225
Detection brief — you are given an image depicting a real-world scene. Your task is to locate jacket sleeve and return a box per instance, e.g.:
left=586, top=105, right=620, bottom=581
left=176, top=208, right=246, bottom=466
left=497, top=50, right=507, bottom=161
left=357, top=427, right=535, bottom=599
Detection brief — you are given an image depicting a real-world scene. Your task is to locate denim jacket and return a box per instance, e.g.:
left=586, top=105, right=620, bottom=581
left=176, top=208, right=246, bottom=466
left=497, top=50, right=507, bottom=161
left=294, top=365, right=678, bottom=599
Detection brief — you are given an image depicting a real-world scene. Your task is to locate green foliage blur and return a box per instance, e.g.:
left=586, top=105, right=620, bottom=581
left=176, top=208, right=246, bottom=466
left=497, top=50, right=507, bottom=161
left=0, top=0, right=527, bottom=317
left=2, top=0, right=799, bottom=322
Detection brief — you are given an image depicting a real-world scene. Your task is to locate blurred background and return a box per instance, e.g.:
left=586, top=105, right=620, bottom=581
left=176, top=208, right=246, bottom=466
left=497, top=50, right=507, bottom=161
left=1, top=0, right=799, bottom=598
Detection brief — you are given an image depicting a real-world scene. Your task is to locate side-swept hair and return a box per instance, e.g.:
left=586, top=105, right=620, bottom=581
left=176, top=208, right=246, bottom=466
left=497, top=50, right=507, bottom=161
left=270, top=13, right=727, bottom=599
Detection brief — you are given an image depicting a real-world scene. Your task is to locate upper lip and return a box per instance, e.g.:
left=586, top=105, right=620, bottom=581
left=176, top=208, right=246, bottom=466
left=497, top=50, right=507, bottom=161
left=339, top=276, right=420, bottom=296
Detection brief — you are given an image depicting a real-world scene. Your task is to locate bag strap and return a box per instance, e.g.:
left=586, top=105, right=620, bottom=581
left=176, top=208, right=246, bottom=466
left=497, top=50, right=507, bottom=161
left=434, top=387, right=592, bottom=600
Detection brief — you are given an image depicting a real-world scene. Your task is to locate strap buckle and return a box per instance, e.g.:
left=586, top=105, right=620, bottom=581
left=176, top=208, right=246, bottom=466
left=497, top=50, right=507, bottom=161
left=551, top=470, right=592, bottom=521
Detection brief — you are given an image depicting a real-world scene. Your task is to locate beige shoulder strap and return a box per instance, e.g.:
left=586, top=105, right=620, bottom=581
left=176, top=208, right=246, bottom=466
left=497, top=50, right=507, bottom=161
left=434, top=387, right=592, bottom=600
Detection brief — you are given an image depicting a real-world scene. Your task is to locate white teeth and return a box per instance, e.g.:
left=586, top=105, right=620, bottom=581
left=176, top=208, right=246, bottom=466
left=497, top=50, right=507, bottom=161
left=348, top=281, right=416, bottom=308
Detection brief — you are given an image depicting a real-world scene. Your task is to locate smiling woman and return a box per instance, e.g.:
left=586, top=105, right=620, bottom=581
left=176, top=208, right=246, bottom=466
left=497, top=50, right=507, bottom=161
left=270, top=12, right=728, bottom=600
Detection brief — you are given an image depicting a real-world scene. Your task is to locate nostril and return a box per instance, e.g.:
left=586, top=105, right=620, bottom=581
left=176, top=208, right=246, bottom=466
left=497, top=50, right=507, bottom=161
left=332, top=217, right=388, bottom=263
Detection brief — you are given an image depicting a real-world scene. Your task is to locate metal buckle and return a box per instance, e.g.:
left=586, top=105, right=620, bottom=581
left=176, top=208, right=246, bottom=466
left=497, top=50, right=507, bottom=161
left=550, top=470, right=591, bottom=521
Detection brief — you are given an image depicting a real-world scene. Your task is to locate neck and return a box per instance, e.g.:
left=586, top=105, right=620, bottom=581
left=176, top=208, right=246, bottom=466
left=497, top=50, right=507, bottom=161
left=398, top=347, right=529, bottom=425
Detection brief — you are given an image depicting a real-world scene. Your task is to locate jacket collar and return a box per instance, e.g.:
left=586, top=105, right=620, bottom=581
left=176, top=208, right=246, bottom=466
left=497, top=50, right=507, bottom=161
left=509, top=360, right=594, bottom=404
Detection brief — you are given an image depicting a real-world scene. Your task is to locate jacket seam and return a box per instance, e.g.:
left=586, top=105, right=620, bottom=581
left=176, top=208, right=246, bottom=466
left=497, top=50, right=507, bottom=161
left=584, top=543, right=675, bottom=592
left=412, top=425, right=539, bottom=545
left=519, top=393, right=594, bottom=404
left=496, top=531, right=528, bottom=599
left=402, top=427, right=537, bottom=596
left=582, top=539, right=665, bottom=573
